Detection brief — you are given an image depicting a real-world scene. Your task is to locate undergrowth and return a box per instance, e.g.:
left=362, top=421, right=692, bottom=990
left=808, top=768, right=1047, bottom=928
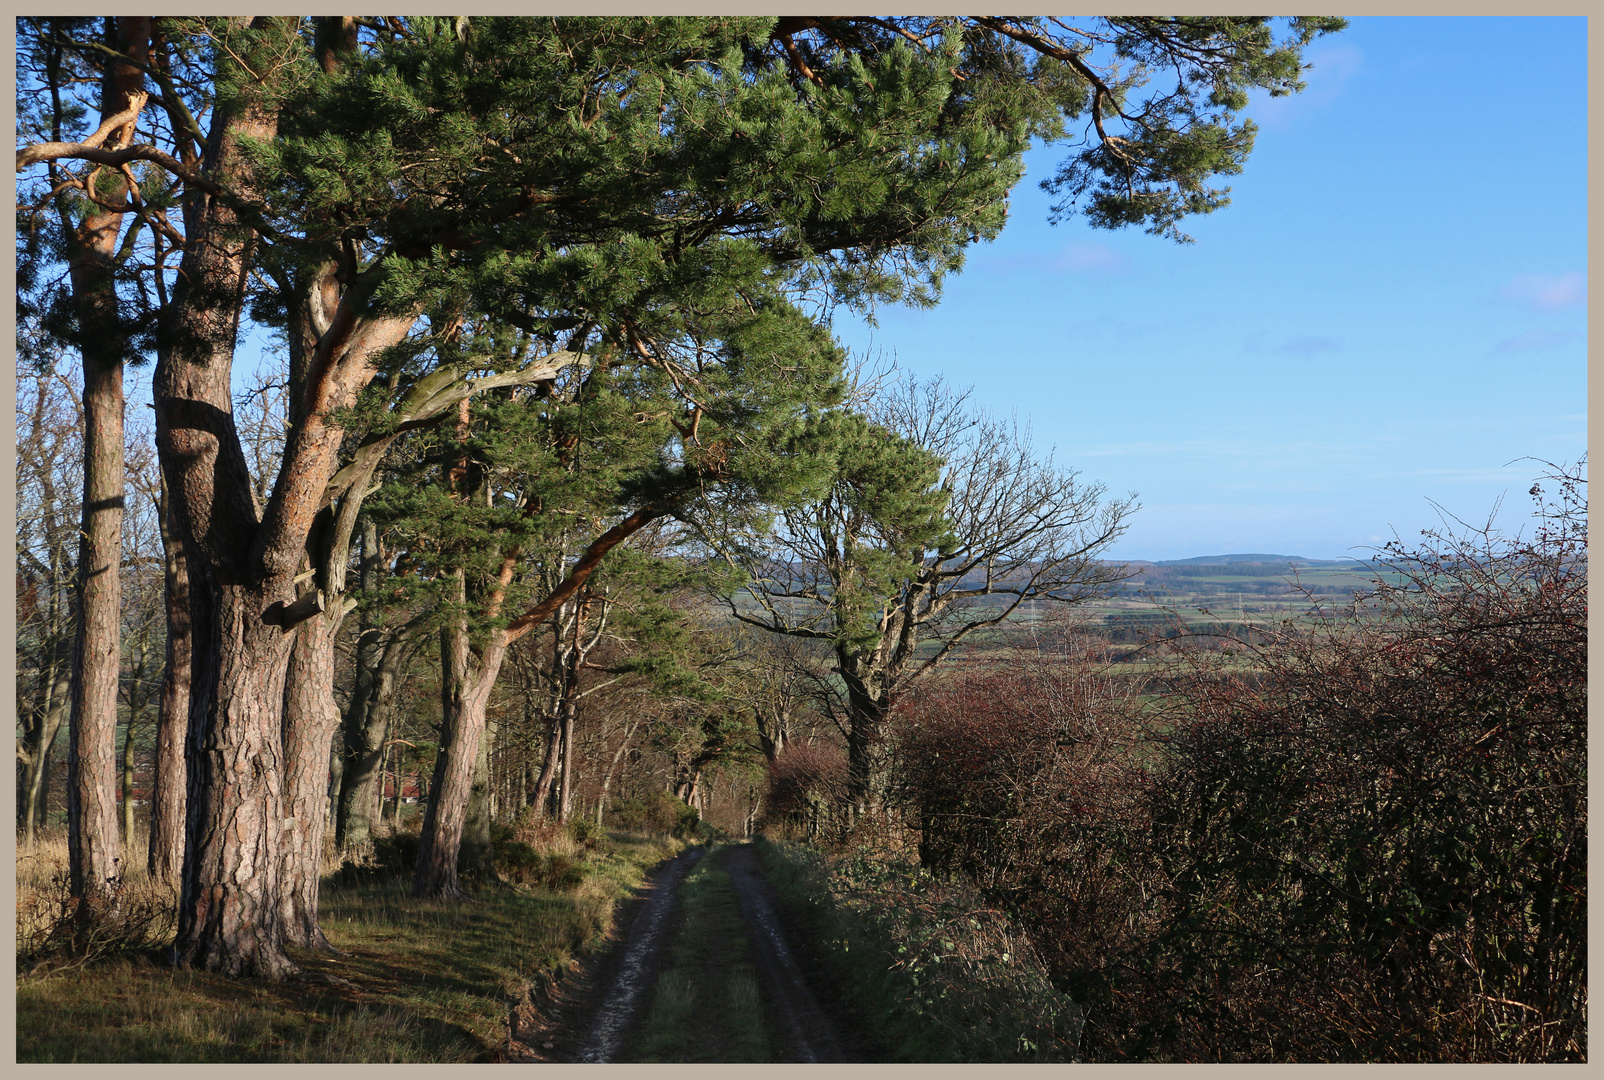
left=758, top=836, right=1082, bottom=1063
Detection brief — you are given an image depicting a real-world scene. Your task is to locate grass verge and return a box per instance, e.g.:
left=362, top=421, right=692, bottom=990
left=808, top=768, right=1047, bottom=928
left=631, top=844, right=771, bottom=1063
left=15, top=827, right=683, bottom=1062
left=757, top=836, right=1082, bottom=1062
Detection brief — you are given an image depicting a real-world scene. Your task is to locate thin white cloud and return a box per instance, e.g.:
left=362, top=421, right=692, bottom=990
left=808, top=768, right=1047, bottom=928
left=979, top=241, right=1130, bottom=276
left=1491, top=328, right=1581, bottom=354
left=1497, top=272, right=1586, bottom=310
left=1276, top=335, right=1341, bottom=357
left=1407, top=465, right=1534, bottom=484
left=1248, top=42, right=1363, bottom=130
left=1052, top=242, right=1130, bottom=274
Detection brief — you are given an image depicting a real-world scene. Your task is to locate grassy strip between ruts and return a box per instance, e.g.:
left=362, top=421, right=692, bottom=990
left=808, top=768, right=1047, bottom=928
left=629, top=843, right=771, bottom=1062
left=15, top=829, right=683, bottom=1063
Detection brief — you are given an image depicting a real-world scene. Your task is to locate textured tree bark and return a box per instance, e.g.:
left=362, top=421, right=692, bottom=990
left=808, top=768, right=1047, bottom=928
left=840, top=655, right=893, bottom=825
left=170, top=578, right=299, bottom=979
left=148, top=473, right=190, bottom=883
left=65, top=15, right=150, bottom=907
left=278, top=609, right=343, bottom=951
left=414, top=603, right=510, bottom=899
left=461, top=723, right=495, bottom=877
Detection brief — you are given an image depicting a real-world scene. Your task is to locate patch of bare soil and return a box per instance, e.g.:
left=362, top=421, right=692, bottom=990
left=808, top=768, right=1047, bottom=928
left=504, top=845, right=704, bottom=1063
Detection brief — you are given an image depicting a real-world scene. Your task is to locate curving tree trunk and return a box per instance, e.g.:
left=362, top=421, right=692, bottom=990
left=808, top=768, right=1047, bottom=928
left=414, top=587, right=510, bottom=900
left=529, top=713, right=563, bottom=817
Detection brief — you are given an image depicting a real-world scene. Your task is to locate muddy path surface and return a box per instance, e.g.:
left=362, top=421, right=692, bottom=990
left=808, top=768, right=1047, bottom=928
left=523, top=841, right=855, bottom=1063
left=509, top=845, right=704, bottom=1063
left=720, top=841, right=852, bottom=1062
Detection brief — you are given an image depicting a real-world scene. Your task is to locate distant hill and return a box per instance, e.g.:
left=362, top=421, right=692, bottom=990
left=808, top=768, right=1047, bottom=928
left=1153, top=553, right=1326, bottom=567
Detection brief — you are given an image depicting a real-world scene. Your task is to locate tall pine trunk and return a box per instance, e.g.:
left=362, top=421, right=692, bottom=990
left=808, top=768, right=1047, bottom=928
left=278, top=609, right=343, bottom=951
left=148, top=473, right=189, bottom=882
left=157, top=29, right=297, bottom=976
left=65, top=342, right=127, bottom=902
left=414, top=595, right=510, bottom=899
left=65, top=15, right=149, bottom=906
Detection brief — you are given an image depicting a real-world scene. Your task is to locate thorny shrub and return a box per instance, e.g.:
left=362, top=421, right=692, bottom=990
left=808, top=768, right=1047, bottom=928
left=1135, top=459, right=1586, bottom=1061
left=892, top=622, right=1158, bottom=1057
left=891, top=460, right=1586, bottom=1062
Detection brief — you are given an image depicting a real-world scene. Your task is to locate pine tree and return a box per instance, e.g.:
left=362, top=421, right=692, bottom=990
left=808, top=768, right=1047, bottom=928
left=17, top=14, right=1344, bottom=978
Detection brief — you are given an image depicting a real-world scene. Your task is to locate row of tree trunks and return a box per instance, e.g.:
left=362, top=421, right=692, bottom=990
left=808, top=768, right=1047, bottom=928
left=335, top=518, right=414, bottom=852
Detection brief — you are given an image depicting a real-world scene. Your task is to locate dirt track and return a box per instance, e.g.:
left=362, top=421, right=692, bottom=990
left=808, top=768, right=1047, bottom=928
left=720, top=841, right=848, bottom=1062
left=517, top=841, right=852, bottom=1063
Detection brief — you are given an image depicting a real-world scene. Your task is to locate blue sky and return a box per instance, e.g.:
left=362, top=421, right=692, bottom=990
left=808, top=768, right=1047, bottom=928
left=830, top=16, right=1588, bottom=562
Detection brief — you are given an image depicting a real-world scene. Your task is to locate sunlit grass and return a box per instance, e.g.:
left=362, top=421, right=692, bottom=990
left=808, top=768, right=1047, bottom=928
left=16, top=825, right=683, bottom=1062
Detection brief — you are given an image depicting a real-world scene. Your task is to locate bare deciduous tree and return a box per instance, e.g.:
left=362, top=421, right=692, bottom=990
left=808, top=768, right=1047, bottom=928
left=719, top=376, right=1135, bottom=820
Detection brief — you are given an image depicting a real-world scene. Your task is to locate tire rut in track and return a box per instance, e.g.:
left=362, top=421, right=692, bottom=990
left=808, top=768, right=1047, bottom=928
left=545, top=840, right=851, bottom=1063
left=569, top=844, right=705, bottom=1063
left=721, top=841, right=850, bottom=1062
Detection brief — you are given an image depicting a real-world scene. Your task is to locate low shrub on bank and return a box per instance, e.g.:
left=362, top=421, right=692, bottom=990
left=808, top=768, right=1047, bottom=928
left=758, top=837, right=1082, bottom=1062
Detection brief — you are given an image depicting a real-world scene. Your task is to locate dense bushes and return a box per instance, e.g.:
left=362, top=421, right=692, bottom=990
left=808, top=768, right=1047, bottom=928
left=760, top=743, right=850, bottom=840
left=605, top=790, right=703, bottom=839
left=891, top=463, right=1586, bottom=1062
left=758, top=838, right=1083, bottom=1062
